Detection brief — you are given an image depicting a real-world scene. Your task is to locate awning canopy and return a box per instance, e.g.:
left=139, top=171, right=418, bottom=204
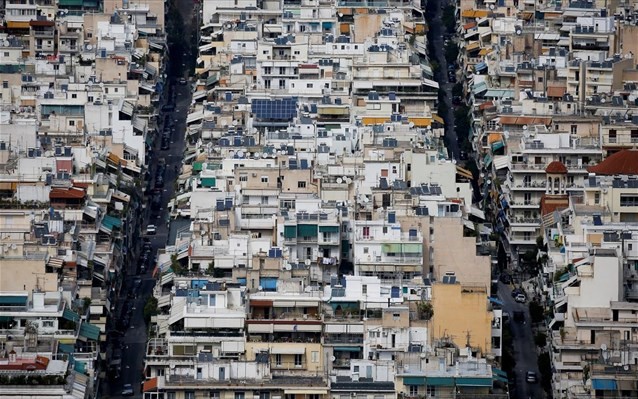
left=271, top=346, right=306, bottom=355
left=591, top=379, right=617, bottom=391
left=79, top=322, right=100, bottom=341
left=63, top=308, right=80, bottom=323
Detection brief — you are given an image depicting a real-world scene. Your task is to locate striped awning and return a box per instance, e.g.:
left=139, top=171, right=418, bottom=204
left=47, top=257, right=64, bottom=269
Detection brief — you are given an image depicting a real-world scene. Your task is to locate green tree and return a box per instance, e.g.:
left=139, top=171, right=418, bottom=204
left=529, top=301, right=545, bottom=324
left=535, top=332, right=547, bottom=348
left=537, top=352, right=553, bottom=394
left=143, top=296, right=158, bottom=325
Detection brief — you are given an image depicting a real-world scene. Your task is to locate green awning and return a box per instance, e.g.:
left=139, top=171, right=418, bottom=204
left=491, top=141, right=504, bottom=152
left=200, top=177, right=216, bottom=187
left=58, top=0, right=83, bottom=5
left=79, top=322, right=100, bottom=341
left=426, top=377, right=454, bottom=387
left=63, top=308, right=80, bottom=323
left=403, top=377, right=426, bottom=386
left=284, top=225, right=297, bottom=238
left=192, top=162, right=203, bottom=172
left=74, top=361, right=87, bottom=374
left=492, top=372, right=508, bottom=384
left=101, top=215, right=121, bottom=230
left=484, top=154, right=493, bottom=167
left=333, top=346, right=362, bottom=352
left=319, top=225, right=339, bottom=233
left=59, top=343, right=75, bottom=353
left=0, top=296, right=28, bottom=306
left=402, top=243, right=423, bottom=253
left=297, top=224, right=318, bottom=237
left=0, top=316, right=14, bottom=322
left=382, top=243, right=402, bottom=253
left=206, top=74, right=219, bottom=87
left=456, top=377, right=493, bottom=387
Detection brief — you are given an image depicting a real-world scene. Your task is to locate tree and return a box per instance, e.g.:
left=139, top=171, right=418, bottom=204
left=537, top=352, right=553, bottom=395
left=81, top=297, right=92, bottom=314
left=206, top=261, right=215, bottom=275
left=535, top=332, right=547, bottom=348
left=143, top=296, right=158, bottom=325
left=529, top=300, right=545, bottom=324
left=170, top=254, right=184, bottom=275
left=417, top=301, right=434, bottom=321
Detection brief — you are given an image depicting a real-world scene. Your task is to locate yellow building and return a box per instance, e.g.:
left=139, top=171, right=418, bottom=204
left=431, top=282, right=492, bottom=355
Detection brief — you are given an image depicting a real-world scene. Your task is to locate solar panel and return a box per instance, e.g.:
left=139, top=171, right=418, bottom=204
left=379, top=178, right=389, bottom=189
left=593, top=215, right=602, bottom=226
left=251, top=98, right=298, bottom=120
left=300, top=159, right=309, bottom=169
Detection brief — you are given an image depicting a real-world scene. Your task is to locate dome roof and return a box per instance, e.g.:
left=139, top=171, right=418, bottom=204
left=546, top=161, right=568, bottom=174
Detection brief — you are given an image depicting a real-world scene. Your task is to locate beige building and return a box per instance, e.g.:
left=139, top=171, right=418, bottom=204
left=431, top=282, right=493, bottom=355
left=431, top=217, right=491, bottom=287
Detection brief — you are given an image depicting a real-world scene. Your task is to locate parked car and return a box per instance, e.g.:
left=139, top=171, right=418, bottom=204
left=526, top=371, right=538, bottom=383
left=121, top=383, right=134, bottom=396
left=500, top=273, right=512, bottom=284
left=515, top=293, right=527, bottom=303
left=145, top=225, right=156, bottom=235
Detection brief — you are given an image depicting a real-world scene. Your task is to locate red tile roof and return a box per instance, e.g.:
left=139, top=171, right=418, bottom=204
left=540, top=195, right=569, bottom=216
left=587, top=149, right=638, bottom=175
left=50, top=187, right=86, bottom=200
left=546, top=161, right=568, bottom=174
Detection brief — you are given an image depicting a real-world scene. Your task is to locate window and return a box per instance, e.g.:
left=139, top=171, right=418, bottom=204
left=275, top=354, right=282, bottom=366
left=629, top=244, right=633, bottom=251
left=42, top=320, right=54, bottom=328
left=3, top=52, right=8, bottom=57
left=620, top=195, right=638, bottom=207
left=594, top=192, right=600, bottom=204
left=353, top=365, right=360, bottom=372
left=279, top=80, right=285, bottom=89
left=208, top=295, right=216, bottom=307
left=570, top=124, right=577, bottom=134
left=261, top=196, right=269, bottom=205
left=363, top=226, right=370, bottom=238
left=259, top=393, right=270, bottom=399
left=2, top=81, right=8, bottom=89
left=210, top=392, right=221, bottom=399
left=298, top=181, right=306, bottom=188
left=69, top=120, right=75, bottom=126
left=264, top=67, right=271, bottom=74
left=71, top=93, right=77, bottom=99
left=426, top=386, right=436, bottom=397
left=279, top=67, right=286, bottom=75
left=311, top=351, right=319, bottom=363
left=167, top=393, right=176, bottom=399
left=632, top=130, right=638, bottom=143
left=306, top=83, right=314, bottom=88
left=264, top=79, right=271, bottom=89
left=185, top=392, right=195, bottom=399
left=240, top=174, right=248, bottom=182
left=362, top=284, right=367, bottom=294
left=383, top=226, right=388, bottom=234
left=407, top=163, right=411, bottom=172
left=261, top=176, right=269, bottom=183
left=609, top=129, right=617, bottom=143
left=294, top=354, right=303, bottom=366
left=381, top=169, right=388, bottom=177
left=408, top=385, right=418, bottom=396
left=235, top=393, right=245, bottom=399
left=363, top=247, right=369, bottom=254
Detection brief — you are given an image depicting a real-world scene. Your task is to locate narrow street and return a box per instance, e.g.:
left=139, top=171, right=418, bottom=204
left=103, top=0, right=196, bottom=395
left=498, top=282, right=544, bottom=399
left=425, top=0, right=459, bottom=160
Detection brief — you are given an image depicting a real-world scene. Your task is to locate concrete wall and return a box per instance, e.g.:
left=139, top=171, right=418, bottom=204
left=432, top=218, right=491, bottom=287
left=431, top=283, right=492, bottom=354
left=0, top=259, right=58, bottom=292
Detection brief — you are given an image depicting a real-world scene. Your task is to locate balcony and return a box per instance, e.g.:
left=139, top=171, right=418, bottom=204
left=509, top=201, right=539, bottom=208
left=509, top=217, right=541, bottom=225
left=324, top=334, right=364, bottom=345
left=240, top=216, right=275, bottom=230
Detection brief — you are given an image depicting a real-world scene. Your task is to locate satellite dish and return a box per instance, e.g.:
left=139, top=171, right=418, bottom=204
left=232, top=120, right=238, bottom=126
left=601, top=344, right=607, bottom=351
left=331, top=356, right=336, bottom=362
left=258, top=285, right=263, bottom=291
left=305, top=259, right=311, bottom=266
left=489, top=3, right=494, bottom=9
left=86, top=44, right=93, bottom=50
left=254, top=152, right=260, bottom=158
left=285, top=264, right=292, bottom=271
left=336, top=177, right=343, bottom=184
left=600, top=98, right=606, bottom=103
left=624, top=365, right=630, bottom=371
left=345, top=178, right=352, bottom=184
left=522, top=125, right=528, bottom=130
left=408, top=122, right=415, bottom=128
left=363, top=197, right=370, bottom=203
left=237, top=150, right=244, bottom=158
left=342, top=176, right=348, bottom=182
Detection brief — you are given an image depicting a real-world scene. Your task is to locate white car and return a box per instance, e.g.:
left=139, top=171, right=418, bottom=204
left=145, top=225, right=157, bottom=235
left=515, top=293, right=527, bottom=303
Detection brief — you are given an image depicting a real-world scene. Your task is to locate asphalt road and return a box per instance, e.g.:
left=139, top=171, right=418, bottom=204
left=104, top=0, right=195, bottom=394
left=426, top=0, right=459, bottom=160
left=499, top=282, right=544, bottom=399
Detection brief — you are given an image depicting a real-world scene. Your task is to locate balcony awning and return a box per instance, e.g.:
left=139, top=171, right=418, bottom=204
left=456, top=377, right=493, bottom=387
left=63, top=308, right=80, bottom=323
left=591, top=379, right=617, bottom=391
left=334, top=346, right=361, bottom=352
left=271, top=346, right=305, bottom=354
left=475, top=62, right=487, bottom=72
left=494, top=155, right=509, bottom=170
left=426, top=377, right=454, bottom=387
left=297, top=224, right=318, bottom=237
left=422, top=77, right=440, bottom=89
left=491, top=141, right=505, bottom=151
left=79, top=322, right=100, bottom=341
left=319, top=225, right=339, bottom=233
left=0, top=295, right=27, bottom=306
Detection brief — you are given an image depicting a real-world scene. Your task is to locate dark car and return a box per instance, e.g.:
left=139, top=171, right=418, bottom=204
left=160, top=139, right=170, bottom=150
left=179, top=77, right=188, bottom=85
left=155, top=177, right=164, bottom=187
left=513, top=311, right=525, bottom=323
